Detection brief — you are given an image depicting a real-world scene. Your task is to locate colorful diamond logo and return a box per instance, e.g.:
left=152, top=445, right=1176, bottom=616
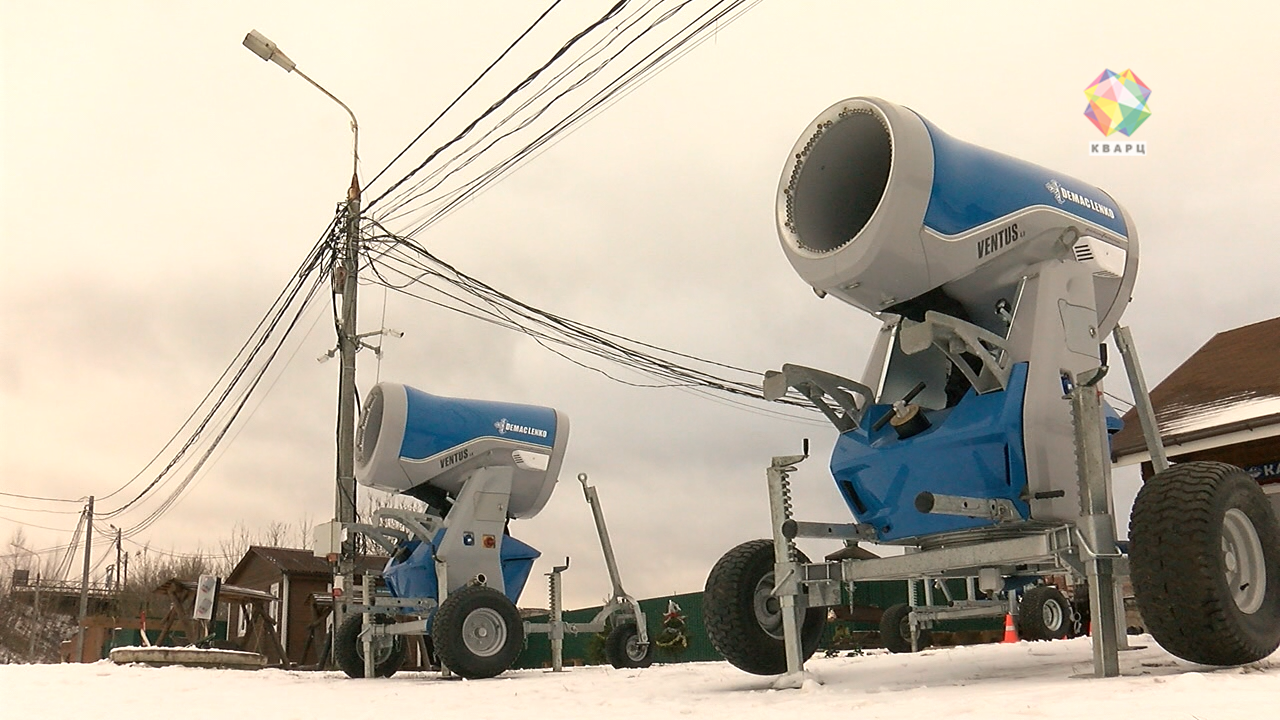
left=1084, top=69, right=1152, bottom=137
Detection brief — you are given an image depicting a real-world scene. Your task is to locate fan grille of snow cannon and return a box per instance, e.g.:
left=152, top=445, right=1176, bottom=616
left=357, top=384, right=385, bottom=468
left=784, top=109, right=892, bottom=254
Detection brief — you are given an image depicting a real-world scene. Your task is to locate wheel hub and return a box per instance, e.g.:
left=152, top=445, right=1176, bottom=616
left=1042, top=599, right=1064, bottom=630
left=625, top=635, right=646, bottom=661
left=461, top=607, right=508, bottom=657
left=1222, top=508, right=1266, bottom=614
left=752, top=572, right=784, bottom=639
left=356, top=628, right=395, bottom=664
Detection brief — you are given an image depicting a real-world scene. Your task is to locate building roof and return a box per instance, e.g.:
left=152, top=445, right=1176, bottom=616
left=227, top=546, right=389, bottom=583
left=1112, top=316, right=1280, bottom=462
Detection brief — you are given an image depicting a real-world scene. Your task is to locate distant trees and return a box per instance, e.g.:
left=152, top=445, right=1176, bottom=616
left=0, top=488, right=427, bottom=662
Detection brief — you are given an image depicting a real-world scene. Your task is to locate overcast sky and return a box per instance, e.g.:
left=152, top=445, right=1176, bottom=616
left=2, top=1, right=1276, bottom=608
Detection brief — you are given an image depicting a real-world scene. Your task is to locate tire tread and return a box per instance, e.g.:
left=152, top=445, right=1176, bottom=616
left=702, top=539, right=826, bottom=675
left=1129, top=461, right=1280, bottom=665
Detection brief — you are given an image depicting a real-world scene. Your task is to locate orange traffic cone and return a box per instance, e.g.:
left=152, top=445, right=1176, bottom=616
left=1001, top=614, right=1019, bottom=643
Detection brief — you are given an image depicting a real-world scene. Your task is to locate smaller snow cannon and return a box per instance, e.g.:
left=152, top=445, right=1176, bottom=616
left=319, top=383, right=650, bottom=680
left=355, top=382, right=569, bottom=520
left=317, top=383, right=569, bottom=680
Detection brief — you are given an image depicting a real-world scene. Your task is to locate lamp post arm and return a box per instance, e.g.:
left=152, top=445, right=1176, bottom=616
left=291, top=67, right=360, bottom=200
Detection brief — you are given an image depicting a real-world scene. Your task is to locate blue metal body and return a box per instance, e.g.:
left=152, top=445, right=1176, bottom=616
left=400, top=386, right=558, bottom=460
left=830, top=363, right=1125, bottom=543
left=919, top=117, right=1130, bottom=238
left=382, top=534, right=541, bottom=609
left=831, top=364, right=1031, bottom=542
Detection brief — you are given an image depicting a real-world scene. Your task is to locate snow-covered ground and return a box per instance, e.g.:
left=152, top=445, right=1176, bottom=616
left=4, top=636, right=1275, bottom=720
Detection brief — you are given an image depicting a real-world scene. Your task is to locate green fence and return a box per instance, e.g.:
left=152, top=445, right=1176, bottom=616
left=515, top=591, right=720, bottom=669
left=104, top=620, right=229, bottom=655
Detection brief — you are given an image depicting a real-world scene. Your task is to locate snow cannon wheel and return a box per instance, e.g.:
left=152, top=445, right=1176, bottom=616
left=1129, top=461, right=1280, bottom=665
left=335, top=613, right=407, bottom=678
left=879, top=603, right=932, bottom=653
left=433, top=585, right=524, bottom=679
left=1016, top=586, right=1070, bottom=641
left=605, top=622, right=655, bottom=669
left=702, top=539, right=826, bottom=675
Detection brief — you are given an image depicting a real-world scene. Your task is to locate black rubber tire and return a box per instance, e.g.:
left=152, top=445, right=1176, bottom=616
left=605, top=622, right=655, bottom=669
left=703, top=539, right=827, bottom=675
left=1129, top=461, right=1280, bottom=666
left=879, top=603, right=932, bottom=653
left=432, top=585, right=524, bottom=679
left=335, top=613, right=407, bottom=678
left=1017, top=586, right=1070, bottom=641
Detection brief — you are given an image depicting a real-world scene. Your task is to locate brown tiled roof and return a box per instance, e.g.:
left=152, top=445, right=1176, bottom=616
left=233, top=546, right=388, bottom=579
left=1112, top=317, right=1280, bottom=460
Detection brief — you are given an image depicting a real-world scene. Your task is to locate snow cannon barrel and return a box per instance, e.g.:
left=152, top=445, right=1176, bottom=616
left=355, top=382, right=569, bottom=519
left=777, top=96, right=1138, bottom=335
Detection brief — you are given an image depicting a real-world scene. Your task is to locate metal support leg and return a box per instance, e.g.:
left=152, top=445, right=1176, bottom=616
left=1112, top=575, right=1131, bottom=650
left=1113, top=326, right=1169, bottom=474
left=577, top=474, right=649, bottom=649
left=361, top=573, right=375, bottom=679
left=907, top=579, right=921, bottom=652
left=1085, top=550, right=1121, bottom=675
left=549, top=565, right=566, bottom=673
left=1070, top=372, right=1122, bottom=677
left=767, top=451, right=810, bottom=687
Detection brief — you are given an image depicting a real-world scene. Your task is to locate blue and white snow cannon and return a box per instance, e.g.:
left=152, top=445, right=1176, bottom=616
left=706, top=96, right=1280, bottom=678
left=336, top=382, right=568, bottom=679
left=770, top=96, right=1137, bottom=540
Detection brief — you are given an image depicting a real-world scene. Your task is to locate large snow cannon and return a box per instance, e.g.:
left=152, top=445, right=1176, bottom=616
left=778, top=96, right=1137, bottom=333
left=772, top=96, right=1139, bottom=539
left=707, top=96, right=1280, bottom=679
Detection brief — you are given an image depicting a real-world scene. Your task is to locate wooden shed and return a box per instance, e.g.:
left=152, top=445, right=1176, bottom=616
left=224, top=546, right=387, bottom=668
left=1111, top=316, right=1280, bottom=514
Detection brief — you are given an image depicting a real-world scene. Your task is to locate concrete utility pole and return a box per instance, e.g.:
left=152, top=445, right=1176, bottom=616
left=28, top=574, right=40, bottom=661
left=19, top=546, right=42, bottom=661
left=74, top=495, right=94, bottom=663
left=336, top=173, right=362, bottom=581
left=243, top=29, right=362, bottom=662
left=114, top=527, right=123, bottom=591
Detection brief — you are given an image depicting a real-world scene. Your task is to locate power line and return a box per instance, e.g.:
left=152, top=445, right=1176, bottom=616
left=107, top=258, right=331, bottom=538
left=0, top=501, right=84, bottom=515
left=1104, top=390, right=1134, bottom=409
left=0, top=490, right=83, bottom=503
left=120, top=537, right=238, bottom=561
left=372, top=0, right=669, bottom=221
left=361, top=227, right=823, bottom=426
left=94, top=221, right=337, bottom=508
left=98, top=235, right=333, bottom=524
left=0, top=513, right=79, bottom=533
left=365, top=0, right=632, bottom=213
left=375, top=1, right=760, bottom=235
left=364, top=0, right=567, bottom=192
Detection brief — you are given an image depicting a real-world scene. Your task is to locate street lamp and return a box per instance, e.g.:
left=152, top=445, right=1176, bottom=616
left=242, top=29, right=364, bottom=655
left=242, top=30, right=360, bottom=199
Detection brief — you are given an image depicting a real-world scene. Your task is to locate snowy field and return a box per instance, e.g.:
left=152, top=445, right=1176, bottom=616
left=3, top=636, right=1276, bottom=720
